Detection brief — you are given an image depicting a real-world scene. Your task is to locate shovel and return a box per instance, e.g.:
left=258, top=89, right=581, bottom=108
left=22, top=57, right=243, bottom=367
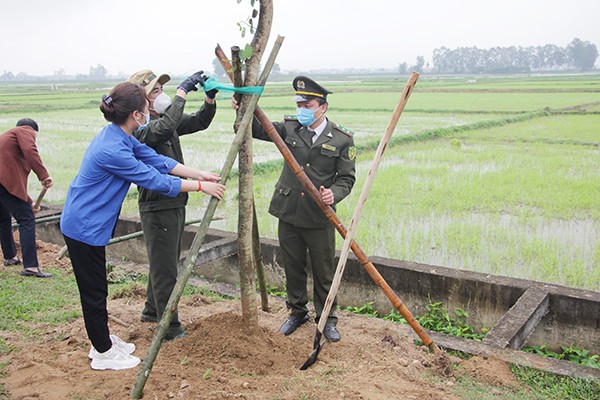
left=301, top=72, right=419, bottom=370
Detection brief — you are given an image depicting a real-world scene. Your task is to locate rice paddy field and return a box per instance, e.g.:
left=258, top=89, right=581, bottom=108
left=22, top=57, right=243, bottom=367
left=1, top=73, right=599, bottom=291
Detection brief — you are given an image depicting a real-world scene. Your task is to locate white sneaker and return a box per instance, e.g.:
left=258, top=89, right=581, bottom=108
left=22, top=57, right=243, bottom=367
left=88, top=334, right=136, bottom=359
left=90, top=344, right=140, bottom=371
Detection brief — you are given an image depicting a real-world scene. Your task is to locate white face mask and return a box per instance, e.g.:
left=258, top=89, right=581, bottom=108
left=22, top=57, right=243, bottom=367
left=152, top=92, right=172, bottom=114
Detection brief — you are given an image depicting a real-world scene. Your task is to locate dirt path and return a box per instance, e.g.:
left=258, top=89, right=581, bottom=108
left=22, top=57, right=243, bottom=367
left=1, top=240, right=520, bottom=399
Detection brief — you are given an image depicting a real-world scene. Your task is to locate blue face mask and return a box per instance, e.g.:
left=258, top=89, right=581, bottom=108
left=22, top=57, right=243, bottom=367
left=135, top=111, right=150, bottom=131
left=296, top=106, right=323, bottom=127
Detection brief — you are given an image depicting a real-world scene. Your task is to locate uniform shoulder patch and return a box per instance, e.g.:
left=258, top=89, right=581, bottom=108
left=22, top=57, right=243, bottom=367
left=333, top=123, right=354, bottom=137
left=348, top=146, right=357, bottom=160
left=284, top=114, right=298, bottom=121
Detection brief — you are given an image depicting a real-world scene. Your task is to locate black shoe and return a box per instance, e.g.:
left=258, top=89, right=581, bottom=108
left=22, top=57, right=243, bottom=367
left=278, top=315, right=310, bottom=336
left=140, top=313, right=157, bottom=323
left=323, top=323, right=341, bottom=342
left=165, top=327, right=187, bottom=341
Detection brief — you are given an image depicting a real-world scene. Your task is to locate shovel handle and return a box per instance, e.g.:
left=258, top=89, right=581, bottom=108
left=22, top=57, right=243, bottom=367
left=33, top=187, right=47, bottom=210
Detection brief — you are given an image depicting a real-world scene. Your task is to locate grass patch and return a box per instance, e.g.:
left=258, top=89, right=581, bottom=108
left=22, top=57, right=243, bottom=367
left=511, top=365, right=600, bottom=400
left=345, top=300, right=487, bottom=341
left=524, top=344, right=600, bottom=370
left=0, top=263, right=226, bottom=341
left=0, top=269, right=81, bottom=338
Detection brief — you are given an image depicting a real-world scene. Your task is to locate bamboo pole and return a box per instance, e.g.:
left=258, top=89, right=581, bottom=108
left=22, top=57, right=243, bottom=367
left=12, top=214, right=61, bottom=229
left=253, top=206, right=269, bottom=311
left=56, top=218, right=204, bottom=260
left=130, top=35, right=285, bottom=399
left=214, top=55, right=439, bottom=354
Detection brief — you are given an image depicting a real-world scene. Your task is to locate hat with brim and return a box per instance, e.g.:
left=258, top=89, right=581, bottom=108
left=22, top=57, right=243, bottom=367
left=294, top=94, right=316, bottom=103
left=127, top=70, right=171, bottom=96
left=293, top=75, right=332, bottom=103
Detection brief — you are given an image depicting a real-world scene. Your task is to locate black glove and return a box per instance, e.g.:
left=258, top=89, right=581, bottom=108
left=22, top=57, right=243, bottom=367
left=198, top=74, right=218, bottom=100
left=177, top=70, right=204, bottom=94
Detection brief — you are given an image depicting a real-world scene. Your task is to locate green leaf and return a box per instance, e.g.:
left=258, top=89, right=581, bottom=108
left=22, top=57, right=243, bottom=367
left=240, top=43, right=253, bottom=62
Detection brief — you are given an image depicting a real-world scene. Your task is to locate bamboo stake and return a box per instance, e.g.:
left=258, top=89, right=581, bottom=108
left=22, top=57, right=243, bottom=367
left=108, top=314, right=129, bottom=328
left=301, top=72, right=420, bottom=369
left=215, top=54, right=439, bottom=354
left=12, top=214, right=61, bottom=229
left=253, top=206, right=269, bottom=310
left=130, top=35, right=285, bottom=399
left=56, top=218, right=204, bottom=260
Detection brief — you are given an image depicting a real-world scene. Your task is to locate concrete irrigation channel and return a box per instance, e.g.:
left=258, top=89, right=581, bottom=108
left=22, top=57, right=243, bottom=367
left=34, top=205, right=600, bottom=380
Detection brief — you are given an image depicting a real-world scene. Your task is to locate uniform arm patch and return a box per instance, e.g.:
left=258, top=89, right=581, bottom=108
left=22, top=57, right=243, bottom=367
left=348, top=146, right=357, bottom=160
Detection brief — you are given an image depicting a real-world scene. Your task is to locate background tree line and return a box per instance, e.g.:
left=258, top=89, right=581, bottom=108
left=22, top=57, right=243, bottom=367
left=430, top=38, right=597, bottom=74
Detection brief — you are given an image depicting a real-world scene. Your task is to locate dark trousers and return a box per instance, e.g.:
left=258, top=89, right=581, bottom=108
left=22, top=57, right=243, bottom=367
left=140, top=207, right=185, bottom=329
left=63, top=234, right=112, bottom=353
left=278, top=219, right=338, bottom=325
left=0, top=184, right=38, bottom=267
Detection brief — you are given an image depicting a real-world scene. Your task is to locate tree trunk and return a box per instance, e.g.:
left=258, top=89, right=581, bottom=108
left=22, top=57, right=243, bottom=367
left=233, top=48, right=258, bottom=334
left=235, top=0, right=273, bottom=334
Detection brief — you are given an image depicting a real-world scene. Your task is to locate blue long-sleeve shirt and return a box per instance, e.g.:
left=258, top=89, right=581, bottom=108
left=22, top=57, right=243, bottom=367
left=61, top=123, right=181, bottom=246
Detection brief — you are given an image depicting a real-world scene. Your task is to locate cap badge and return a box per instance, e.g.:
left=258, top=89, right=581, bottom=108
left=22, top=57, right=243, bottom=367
left=297, top=80, right=305, bottom=89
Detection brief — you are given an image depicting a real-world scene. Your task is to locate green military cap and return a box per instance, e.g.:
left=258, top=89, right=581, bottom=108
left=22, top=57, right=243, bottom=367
left=293, top=76, right=333, bottom=102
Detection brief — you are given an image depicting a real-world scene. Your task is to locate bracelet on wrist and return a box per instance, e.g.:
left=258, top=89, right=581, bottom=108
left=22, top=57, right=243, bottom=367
left=197, top=180, right=202, bottom=192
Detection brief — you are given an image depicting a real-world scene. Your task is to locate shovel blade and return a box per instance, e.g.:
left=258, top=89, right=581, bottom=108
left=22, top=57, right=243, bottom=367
left=300, top=331, right=327, bottom=370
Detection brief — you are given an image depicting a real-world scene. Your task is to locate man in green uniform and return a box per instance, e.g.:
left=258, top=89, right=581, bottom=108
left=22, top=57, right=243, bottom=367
left=127, top=69, right=219, bottom=340
left=252, top=76, right=356, bottom=341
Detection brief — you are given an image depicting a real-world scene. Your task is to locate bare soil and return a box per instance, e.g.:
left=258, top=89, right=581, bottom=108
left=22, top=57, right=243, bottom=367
left=1, top=238, right=522, bottom=399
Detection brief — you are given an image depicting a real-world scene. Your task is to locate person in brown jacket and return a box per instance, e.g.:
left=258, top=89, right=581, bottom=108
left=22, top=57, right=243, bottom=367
left=0, top=118, right=53, bottom=277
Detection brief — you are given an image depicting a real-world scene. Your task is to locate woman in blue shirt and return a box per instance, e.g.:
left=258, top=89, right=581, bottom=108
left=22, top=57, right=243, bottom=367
left=60, top=82, right=225, bottom=371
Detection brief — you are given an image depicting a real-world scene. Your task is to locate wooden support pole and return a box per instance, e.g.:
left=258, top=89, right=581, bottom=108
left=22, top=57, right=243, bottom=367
left=253, top=206, right=269, bottom=311
left=56, top=219, right=204, bottom=260
left=12, top=214, right=61, bottom=229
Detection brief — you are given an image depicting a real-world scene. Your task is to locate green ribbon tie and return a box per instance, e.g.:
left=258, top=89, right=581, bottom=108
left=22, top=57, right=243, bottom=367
left=203, top=76, right=264, bottom=95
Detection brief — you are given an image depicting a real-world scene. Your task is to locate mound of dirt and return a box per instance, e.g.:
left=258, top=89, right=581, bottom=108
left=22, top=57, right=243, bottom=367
left=1, top=237, right=520, bottom=399
left=457, top=356, right=521, bottom=388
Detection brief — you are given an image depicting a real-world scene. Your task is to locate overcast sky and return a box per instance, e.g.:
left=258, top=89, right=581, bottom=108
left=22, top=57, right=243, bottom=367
left=3, top=0, right=599, bottom=76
